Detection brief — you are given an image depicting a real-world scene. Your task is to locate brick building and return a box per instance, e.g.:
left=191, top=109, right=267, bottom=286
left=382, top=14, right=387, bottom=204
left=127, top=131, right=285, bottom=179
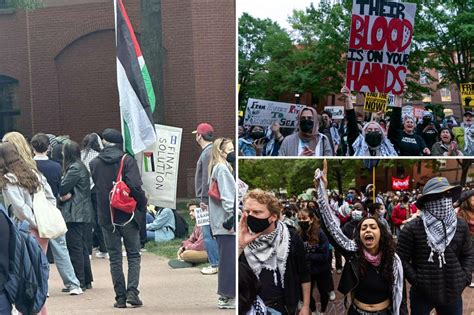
left=0, top=0, right=236, bottom=198
left=356, top=160, right=474, bottom=193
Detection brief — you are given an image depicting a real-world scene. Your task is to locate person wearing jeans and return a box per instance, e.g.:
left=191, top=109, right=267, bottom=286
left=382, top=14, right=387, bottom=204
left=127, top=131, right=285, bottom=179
left=193, top=123, right=220, bottom=274
left=90, top=128, right=147, bottom=308
left=49, top=235, right=82, bottom=294
left=101, top=222, right=141, bottom=307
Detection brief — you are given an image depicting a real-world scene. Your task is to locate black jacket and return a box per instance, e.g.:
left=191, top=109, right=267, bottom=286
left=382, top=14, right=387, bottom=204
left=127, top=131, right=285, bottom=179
left=0, top=206, right=10, bottom=292
left=319, top=213, right=408, bottom=314
left=59, top=161, right=93, bottom=223
left=89, top=146, right=147, bottom=227
left=396, top=217, right=474, bottom=305
left=239, top=227, right=310, bottom=314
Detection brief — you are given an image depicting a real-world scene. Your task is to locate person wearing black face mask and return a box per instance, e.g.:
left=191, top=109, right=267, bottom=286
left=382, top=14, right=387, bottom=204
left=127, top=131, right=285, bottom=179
left=239, top=189, right=311, bottom=315
left=279, top=107, right=333, bottom=156
left=341, top=86, right=398, bottom=157
left=297, top=208, right=332, bottom=315
left=238, top=125, right=264, bottom=156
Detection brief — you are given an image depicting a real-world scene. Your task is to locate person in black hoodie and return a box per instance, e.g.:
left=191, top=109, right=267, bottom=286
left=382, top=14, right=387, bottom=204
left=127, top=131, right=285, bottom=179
left=396, top=177, right=474, bottom=315
left=297, top=207, right=332, bottom=315
left=239, top=189, right=311, bottom=315
left=89, top=128, right=147, bottom=309
left=0, top=204, right=12, bottom=314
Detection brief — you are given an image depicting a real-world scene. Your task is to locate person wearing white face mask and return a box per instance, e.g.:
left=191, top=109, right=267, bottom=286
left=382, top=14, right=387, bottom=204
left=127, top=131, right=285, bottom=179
left=396, top=177, right=474, bottom=315
left=369, top=203, right=391, bottom=235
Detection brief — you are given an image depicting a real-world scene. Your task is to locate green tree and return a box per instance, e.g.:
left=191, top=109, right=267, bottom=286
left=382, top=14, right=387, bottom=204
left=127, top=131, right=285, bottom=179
left=238, top=13, right=293, bottom=109
left=415, top=0, right=474, bottom=90
left=4, top=0, right=43, bottom=9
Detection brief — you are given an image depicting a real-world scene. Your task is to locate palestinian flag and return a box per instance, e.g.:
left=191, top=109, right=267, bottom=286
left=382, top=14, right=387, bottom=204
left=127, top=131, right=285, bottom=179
left=115, top=0, right=156, bottom=155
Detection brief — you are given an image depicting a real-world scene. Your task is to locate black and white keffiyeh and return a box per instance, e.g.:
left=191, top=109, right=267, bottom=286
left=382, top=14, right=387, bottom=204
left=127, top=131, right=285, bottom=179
left=247, top=296, right=268, bottom=315
left=352, top=134, right=398, bottom=157
left=244, top=221, right=290, bottom=287
left=314, top=169, right=358, bottom=252
left=421, top=197, right=457, bottom=268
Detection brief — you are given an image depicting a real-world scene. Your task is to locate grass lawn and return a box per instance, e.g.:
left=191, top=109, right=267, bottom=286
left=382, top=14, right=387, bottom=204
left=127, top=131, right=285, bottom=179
left=144, top=199, right=208, bottom=268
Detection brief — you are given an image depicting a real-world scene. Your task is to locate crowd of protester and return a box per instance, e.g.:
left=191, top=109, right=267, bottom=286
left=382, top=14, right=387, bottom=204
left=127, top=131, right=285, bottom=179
left=0, top=125, right=237, bottom=312
left=239, top=162, right=473, bottom=315
left=239, top=86, right=474, bottom=157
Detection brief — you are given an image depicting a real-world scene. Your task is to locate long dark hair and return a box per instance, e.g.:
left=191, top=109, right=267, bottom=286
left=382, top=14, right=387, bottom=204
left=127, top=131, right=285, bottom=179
left=62, top=140, right=83, bottom=173
left=354, top=217, right=395, bottom=285
left=238, top=262, right=261, bottom=315
left=82, top=133, right=102, bottom=153
left=298, top=208, right=321, bottom=245
left=0, top=142, right=40, bottom=194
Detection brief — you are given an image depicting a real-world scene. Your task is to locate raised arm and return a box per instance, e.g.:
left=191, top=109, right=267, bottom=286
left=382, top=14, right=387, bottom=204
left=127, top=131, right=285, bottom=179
left=341, top=86, right=359, bottom=155
left=314, top=160, right=358, bottom=254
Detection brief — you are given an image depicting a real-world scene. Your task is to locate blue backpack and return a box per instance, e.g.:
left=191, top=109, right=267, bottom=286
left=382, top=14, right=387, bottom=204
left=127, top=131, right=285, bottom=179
left=1, top=209, right=49, bottom=315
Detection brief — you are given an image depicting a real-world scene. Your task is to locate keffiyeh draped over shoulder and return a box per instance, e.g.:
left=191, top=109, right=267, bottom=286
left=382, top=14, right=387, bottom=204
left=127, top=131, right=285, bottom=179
left=244, top=221, right=291, bottom=287
left=314, top=169, right=358, bottom=252
left=352, top=134, right=398, bottom=156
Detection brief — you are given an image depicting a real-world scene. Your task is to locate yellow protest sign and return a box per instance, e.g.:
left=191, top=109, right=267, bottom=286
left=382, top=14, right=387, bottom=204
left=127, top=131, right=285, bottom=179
left=364, top=93, right=388, bottom=113
left=460, top=83, right=474, bottom=107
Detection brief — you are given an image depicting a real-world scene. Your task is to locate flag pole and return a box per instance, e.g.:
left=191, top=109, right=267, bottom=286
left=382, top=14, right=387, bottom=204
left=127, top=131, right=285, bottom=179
left=114, top=0, right=126, bottom=151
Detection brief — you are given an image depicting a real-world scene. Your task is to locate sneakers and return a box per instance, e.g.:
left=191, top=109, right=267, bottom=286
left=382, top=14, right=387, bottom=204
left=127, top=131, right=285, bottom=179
left=201, top=265, right=219, bottom=275
left=470, top=282, right=474, bottom=288
left=114, top=297, right=127, bottom=309
left=218, top=296, right=235, bottom=309
left=69, top=287, right=83, bottom=295
left=329, top=291, right=336, bottom=301
left=126, top=292, right=143, bottom=307
left=95, top=252, right=109, bottom=259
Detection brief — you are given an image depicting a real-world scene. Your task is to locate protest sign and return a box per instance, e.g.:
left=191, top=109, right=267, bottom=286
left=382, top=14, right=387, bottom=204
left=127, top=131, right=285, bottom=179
left=346, top=0, right=417, bottom=95
left=194, top=207, right=210, bottom=227
left=364, top=93, right=388, bottom=113
left=392, top=176, right=410, bottom=190
left=243, top=98, right=306, bottom=129
left=238, top=178, right=249, bottom=203
left=141, top=124, right=182, bottom=209
left=387, top=93, right=395, bottom=107
left=324, top=106, right=344, bottom=119
left=413, top=106, right=424, bottom=119
left=402, top=104, right=413, bottom=118
left=460, top=83, right=474, bottom=107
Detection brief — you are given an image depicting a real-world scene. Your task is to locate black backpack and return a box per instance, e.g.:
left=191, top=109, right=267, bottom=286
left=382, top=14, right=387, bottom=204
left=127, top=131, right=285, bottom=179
left=2, top=210, right=49, bottom=315
left=172, top=209, right=189, bottom=238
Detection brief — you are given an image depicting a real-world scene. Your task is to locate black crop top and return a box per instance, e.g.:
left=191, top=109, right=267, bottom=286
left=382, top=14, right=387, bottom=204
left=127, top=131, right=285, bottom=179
left=354, top=264, right=391, bottom=304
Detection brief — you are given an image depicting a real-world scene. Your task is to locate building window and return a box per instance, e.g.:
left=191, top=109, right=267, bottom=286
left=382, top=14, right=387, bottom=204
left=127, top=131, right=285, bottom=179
left=420, top=72, right=429, bottom=85
left=0, top=75, right=20, bottom=138
left=440, top=88, right=451, bottom=102
left=0, top=0, right=11, bottom=9
left=422, top=93, right=431, bottom=103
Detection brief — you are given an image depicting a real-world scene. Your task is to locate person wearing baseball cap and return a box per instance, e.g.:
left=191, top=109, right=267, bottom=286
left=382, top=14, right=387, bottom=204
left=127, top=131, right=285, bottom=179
left=193, top=122, right=220, bottom=275
left=453, top=110, right=474, bottom=155
left=192, top=123, right=214, bottom=138
left=397, top=177, right=473, bottom=314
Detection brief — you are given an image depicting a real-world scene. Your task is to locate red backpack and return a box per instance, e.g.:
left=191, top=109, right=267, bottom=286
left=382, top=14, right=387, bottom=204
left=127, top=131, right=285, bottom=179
left=109, top=155, right=137, bottom=225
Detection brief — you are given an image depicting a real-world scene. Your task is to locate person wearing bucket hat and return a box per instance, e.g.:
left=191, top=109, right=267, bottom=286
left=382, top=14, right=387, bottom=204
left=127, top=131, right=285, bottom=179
left=456, top=189, right=474, bottom=288
left=396, top=177, right=473, bottom=314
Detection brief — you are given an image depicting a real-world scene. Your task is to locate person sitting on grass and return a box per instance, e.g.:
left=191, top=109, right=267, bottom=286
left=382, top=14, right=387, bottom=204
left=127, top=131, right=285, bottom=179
left=146, top=206, right=175, bottom=242
left=177, top=199, right=208, bottom=264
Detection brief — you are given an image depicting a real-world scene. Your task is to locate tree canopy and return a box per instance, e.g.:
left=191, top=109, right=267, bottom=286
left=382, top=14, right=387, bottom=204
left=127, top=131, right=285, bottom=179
left=238, top=0, right=473, bottom=108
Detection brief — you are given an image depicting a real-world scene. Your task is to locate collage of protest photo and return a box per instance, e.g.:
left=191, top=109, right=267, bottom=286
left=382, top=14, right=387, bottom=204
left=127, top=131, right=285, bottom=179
left=238, top=0, right=473, bottom=315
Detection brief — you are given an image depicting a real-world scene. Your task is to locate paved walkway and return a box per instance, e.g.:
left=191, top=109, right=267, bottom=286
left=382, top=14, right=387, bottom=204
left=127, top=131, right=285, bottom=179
left=45, top=252, right=233, bottom=314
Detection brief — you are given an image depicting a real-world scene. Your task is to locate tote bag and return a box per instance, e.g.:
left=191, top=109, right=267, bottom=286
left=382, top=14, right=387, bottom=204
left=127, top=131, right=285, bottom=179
left=33, top=188, right=67, bottom=239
